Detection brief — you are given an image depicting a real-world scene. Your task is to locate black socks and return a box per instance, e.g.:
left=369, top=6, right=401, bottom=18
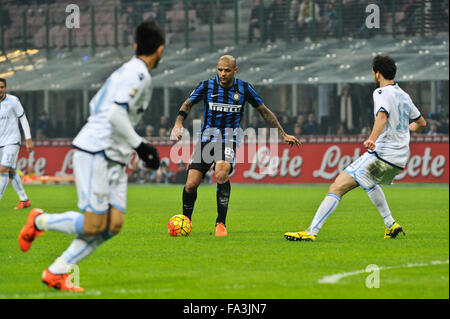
left=216, top=181, right=231, bottom=225
left=182, top=187, right=197, bottom=221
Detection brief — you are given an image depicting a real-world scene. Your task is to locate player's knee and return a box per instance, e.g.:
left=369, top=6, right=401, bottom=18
left=328, top=182, right=345, bottom=197
left=84, top=221, right=107, bottom=236
left=109, top=220, right=124, bottom=235
left=215, top=170, right=229, bottom=184
left=185, top=180, right=199, bottom=193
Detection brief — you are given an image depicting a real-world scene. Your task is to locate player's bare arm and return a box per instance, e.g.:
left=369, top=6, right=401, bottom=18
left=171, top=98, right=193, bottom=140
left=409, top=116, right=427, bottom=133
left=364, top=111, right=388, bottom=150
left=25, top=139, right=34, bottom=153
left=256, top=104, right=301, bottom=147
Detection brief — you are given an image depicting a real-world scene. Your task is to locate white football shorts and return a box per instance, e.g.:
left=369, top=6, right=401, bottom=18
left=0, top=144, right=20, bottom=169
left=73, top=150, right=128, bottom=214
left=344, top=152, right=402, bottom=192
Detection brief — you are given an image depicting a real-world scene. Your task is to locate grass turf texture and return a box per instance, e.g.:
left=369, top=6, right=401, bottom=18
left=0, top=184, right=448, bottom=299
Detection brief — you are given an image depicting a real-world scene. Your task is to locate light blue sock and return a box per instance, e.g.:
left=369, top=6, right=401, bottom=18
left=35, top=211, right=85, bottom=235
left=10, top=172, right=28, bottom=201
left=49, top=230, right=115, bottom=274
left=0, top=173, right=9, bottom=200
left=307, top=193, right=341, bottom=236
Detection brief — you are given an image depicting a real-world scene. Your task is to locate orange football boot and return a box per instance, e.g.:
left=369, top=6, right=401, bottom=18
left=215, top=222, right=227, bottom=237
left=18, top=208, right=44, bottom=252
left=42, top=269, right=84, bottom=292
left=14, top=199, right=31, bottom=210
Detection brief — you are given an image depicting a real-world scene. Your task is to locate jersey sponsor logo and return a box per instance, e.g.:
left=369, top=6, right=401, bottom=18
left=0, top=116, right=9, bottom=120
left=208, top=102, right=242, bottom=113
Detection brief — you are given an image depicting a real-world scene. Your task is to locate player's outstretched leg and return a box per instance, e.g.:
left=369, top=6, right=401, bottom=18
left=214, top=161, right=231, bottom=237
left=40, top=208, right=122, bottom=291
left=366, top=185, right=405, bottom=239
left=10, top=171, right=31, bottom=210
left=285, top=171, right=358, bottom=241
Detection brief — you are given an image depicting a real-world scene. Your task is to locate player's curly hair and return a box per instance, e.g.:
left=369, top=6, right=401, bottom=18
left=135, top=20, right=165, bottom=56
left=372, top=55, right=396, bottom=80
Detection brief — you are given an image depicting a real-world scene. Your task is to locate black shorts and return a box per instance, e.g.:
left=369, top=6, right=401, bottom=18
left=187, top=141, right=237, bottom=176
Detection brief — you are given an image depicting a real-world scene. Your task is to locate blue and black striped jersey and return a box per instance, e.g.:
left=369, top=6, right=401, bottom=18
left=189, top=75, right=263, bottom=144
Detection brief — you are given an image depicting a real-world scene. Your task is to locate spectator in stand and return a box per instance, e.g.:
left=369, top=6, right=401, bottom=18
left=305, top=112, right=318, bottom=135
left=427, top=123, right=439, bottom=136
left=280, top=113, right=293, bottom=133
left=267, top=0, right=287, bottom=43
left=296, top=0, right=320, bottom=41
left=323, top=0, right=338, bottom=37
left=336, top=122, right=346, bottom=136
left=134, top=118, right=146, bottom=136
left=158, top=127, right=168, bottom=138
left=143, top=2, right=164, bottom=27
left=35, top=112, right=52, bottom=138
left=124, top=5, right=140, bottom=45
left=248, top=0, right=264, bottom=43
left=339, top=85, right=358, bottom=134
left=145, top=124, right=155, bottom=139
left=397, top=0, right=417, bottom=35
left=157, top=115, right=170, bottom=132
left=293, top=123, right=303, bottom=137
left=155, top=158, right=174, bottom=184
left=439, top=116, right=449, bottom=134
left=173, top=162, right=187, bottom=184
left=289, top=0, right=300, bottom=40
left=295, top=113, right=307, bottom=132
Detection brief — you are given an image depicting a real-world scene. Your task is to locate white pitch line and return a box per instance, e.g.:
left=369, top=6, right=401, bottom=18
left=318, top=259, right=449, bottom=284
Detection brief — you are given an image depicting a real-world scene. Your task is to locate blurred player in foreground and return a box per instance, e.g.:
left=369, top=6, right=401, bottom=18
left=285, top=55, right=427, bottom=242
left=18, top=21, right=164, bottom=291
left=171, top=55, right=301, bottom=236
left=0, top=78, right=34, bottom=210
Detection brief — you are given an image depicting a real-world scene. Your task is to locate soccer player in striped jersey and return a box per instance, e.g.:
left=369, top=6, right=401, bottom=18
left=284, top=55, right=427, bottom=242
left=171, top=55, right=301, bottom=236
left=18, top=21, right=164, bottom=291
left=0, top=77, right=34, bottom=210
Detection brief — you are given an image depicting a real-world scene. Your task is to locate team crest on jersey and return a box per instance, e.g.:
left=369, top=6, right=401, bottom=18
left=378, top=89, right=382, bottom=94
left=233, top=92, right=240, bottom=101
left=138, top=73, right=144, bottom=81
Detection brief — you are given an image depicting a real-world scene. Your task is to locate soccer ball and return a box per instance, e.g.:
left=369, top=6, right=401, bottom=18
left=167, top=214, right=192, bottom=237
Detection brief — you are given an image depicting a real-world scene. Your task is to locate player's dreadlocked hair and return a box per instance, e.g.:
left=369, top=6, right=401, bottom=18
left=372, top=55, right=397, bottom=80
left=135, top=20, right=165, bottom=56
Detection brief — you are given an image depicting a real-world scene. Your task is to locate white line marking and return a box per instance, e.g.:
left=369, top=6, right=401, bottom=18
left=318, top=259, right=449, bottom=284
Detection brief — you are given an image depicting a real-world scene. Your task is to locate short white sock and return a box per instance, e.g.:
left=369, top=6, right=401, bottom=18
left=35, top=211, right=85, bottom=235
left=11, top=172, right=28, bottom=201
left=49, top=231, right=115, bottom=274
left=367, top=185, right=395, bottom=228
left=307, top=193, right=341, bottom=236
left=0, top=173, right=9, bottom=200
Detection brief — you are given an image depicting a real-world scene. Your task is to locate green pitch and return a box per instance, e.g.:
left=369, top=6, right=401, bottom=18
left=0, top=184, right=448, bottom=299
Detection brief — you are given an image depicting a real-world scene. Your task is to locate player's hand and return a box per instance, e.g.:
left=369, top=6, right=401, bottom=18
left=135, top=141, right=160, bottom=169
left=363, top=139, right=376, bottom=151
left=282, top=134, right=301, bottom=147
left=170, top=124, right=185, bottom=141
left=25, top=139, right=34, bottom=153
